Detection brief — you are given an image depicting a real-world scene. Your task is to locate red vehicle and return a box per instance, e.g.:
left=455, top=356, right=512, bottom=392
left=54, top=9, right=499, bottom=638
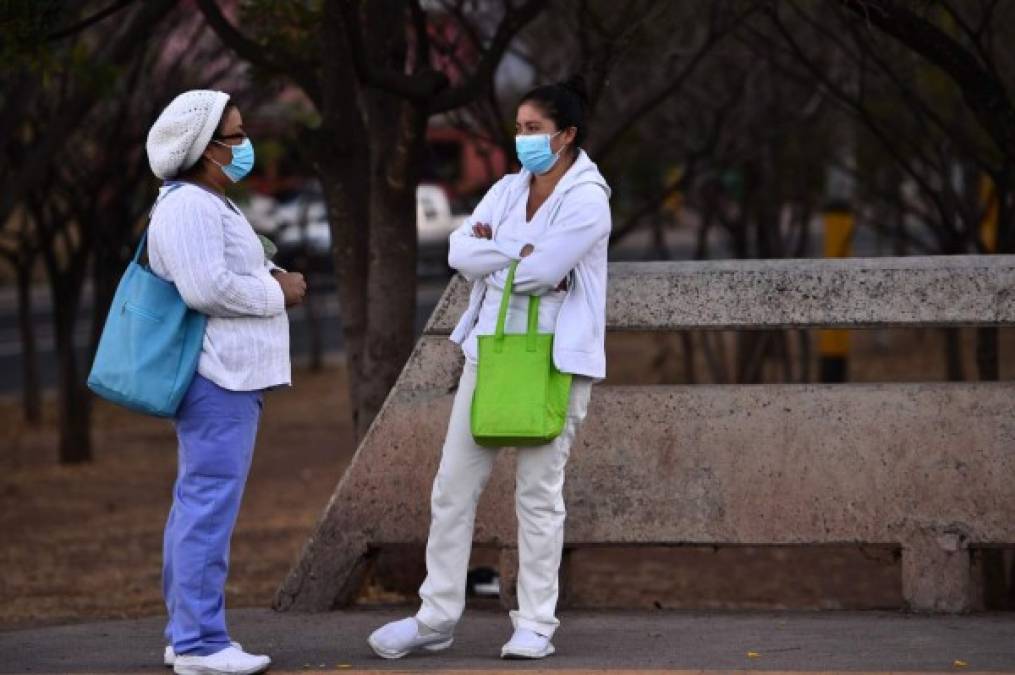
left=420, top=125, right=509, bottom=214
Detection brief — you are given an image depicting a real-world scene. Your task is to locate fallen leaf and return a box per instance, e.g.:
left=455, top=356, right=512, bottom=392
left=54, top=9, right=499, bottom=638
left=747, top=651, right=761, bottom=658
left=954, top=660, right=969, bottom=668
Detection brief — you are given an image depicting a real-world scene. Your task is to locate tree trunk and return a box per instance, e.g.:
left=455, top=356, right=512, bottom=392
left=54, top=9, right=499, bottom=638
left=776, top=330, right=793, bottom=382
left=356, top=0, right=427, bottom=434
left=975, top=327, right=999, bottom=381
left=315, top=140, right=370, bottom=437
left=942, top=327, right=964, bottom=382
left=90, top=227, right=127, bottom=358
left=797, top=330, right=812, bottom=383
left=651, top=216, right=669, bottom=259
left=15, top=259, right=41, bottom=424
left=735, top=331, right=771, bottom=383
left=317, top=0, right=372, bottom=439
left=679, top=331, right=696, bottom=384
left=51, top=282, right=92, bottom=463
left=359, top=95, right=426, bottom=432
left=983, top=174, right=1011, bottom=382
left=304, top=275, right=324, bottom=373
left=995, top=170, right=1013, bottom=254
left=701, top=332, right=730, bottom=383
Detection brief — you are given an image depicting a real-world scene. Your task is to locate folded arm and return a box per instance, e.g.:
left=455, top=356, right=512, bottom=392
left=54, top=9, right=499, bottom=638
left=447, top=179, right=519, bottom=281
left=513, top=185, right=611, bottom=295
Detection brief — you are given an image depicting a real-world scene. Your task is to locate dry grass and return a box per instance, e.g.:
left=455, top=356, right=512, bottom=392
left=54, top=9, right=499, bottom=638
left=0, top=363, right=354, bottom=630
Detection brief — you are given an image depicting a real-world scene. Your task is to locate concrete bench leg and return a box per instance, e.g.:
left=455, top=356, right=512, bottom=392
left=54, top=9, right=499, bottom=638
left=901, top=531, right=973, bottom=613
left=273, top=532, right=371, bottom=612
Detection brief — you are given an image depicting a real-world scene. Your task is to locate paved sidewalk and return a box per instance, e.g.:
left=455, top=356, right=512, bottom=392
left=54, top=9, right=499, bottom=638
left=1, top=608, right=1013, bottom=673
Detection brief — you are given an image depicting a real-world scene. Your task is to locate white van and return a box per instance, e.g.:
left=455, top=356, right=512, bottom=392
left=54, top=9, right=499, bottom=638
left=252, top=182, right=464, bottom=277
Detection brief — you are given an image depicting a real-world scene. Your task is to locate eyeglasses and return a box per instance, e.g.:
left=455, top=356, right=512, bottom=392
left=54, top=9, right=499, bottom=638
left=213, top=132, right=248, bottom=144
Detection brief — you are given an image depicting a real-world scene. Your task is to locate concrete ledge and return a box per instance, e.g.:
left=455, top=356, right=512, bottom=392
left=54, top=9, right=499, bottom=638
left=280, top=257, right=1015, bottom=614
left=278, top=379, right=1015, bottom=612
left=425, top=256, right=1015, bottom=334
left=298, top=382, right=1015, bottom=545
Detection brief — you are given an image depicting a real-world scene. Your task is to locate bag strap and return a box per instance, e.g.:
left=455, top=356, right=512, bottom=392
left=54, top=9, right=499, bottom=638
left=132, top=183, right=184, bottom=265
left=493, top=260, right=541, bottom=353
left=131, top=231, right=148, bottom=264
left=525, top=291, right=540, bottom=352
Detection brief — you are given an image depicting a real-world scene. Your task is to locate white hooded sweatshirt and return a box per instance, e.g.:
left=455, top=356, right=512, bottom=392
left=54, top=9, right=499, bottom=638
left=448, top=150, right=612, bottom=379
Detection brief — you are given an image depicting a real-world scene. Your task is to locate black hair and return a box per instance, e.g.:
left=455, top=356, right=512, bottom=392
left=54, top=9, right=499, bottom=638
left=519, top=74, right=589, bottom=156
left=212, top=101, right=239, bottom=140
left=180, top=101, right=238, bottom=178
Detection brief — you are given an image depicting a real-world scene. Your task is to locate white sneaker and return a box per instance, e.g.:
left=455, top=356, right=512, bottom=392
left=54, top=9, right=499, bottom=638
left=501, top=627, right=555, bottom=659
left=164, top=642, right=243, bottom=667
left=173, top=645, right=270, bottom=675
left=367, top=617, right=453, bottom=659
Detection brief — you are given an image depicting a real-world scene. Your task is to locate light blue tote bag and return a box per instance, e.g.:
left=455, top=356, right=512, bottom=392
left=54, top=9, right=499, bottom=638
left=87, top=186, right=207, bottom=417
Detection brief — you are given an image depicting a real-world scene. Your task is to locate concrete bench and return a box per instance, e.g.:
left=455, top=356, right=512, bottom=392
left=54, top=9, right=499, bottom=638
left=275, top=256, right=1015, bottom=613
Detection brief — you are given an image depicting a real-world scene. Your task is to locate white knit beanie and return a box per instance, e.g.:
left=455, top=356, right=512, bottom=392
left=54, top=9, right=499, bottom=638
left=146, top=90, right=230, bottom=179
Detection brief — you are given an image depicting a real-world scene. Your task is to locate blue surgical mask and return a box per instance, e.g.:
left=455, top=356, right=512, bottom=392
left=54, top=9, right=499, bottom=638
left=515, top=131, right=563, bottom=175
left=211, top=138, right=255, bottom=182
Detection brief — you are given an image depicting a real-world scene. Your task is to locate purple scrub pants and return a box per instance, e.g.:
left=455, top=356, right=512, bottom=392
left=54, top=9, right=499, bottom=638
left=162, top=374, right=263, bottom=656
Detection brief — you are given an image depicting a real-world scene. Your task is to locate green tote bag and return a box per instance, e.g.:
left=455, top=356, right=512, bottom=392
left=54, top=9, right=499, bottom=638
left=471, top=261, right=572, bottom=447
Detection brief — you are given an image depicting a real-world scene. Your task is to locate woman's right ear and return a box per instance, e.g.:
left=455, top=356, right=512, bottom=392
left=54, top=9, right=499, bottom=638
left=201, top=141, right=224, bottom=164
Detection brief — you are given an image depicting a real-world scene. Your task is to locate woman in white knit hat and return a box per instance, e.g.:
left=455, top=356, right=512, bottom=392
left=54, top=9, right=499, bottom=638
left=146, top=90, right=306, bottom=675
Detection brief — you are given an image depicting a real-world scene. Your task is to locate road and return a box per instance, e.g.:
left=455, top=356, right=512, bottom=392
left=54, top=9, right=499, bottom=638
left=1, top=607, right=1013, bottom=673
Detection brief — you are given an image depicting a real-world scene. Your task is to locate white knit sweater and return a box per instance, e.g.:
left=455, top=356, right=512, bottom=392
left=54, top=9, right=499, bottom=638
left=148, top=182, right=291, bottom=391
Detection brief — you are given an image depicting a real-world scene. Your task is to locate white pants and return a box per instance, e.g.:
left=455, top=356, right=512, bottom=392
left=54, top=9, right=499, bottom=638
left=416, top=362, right=592, bottom=637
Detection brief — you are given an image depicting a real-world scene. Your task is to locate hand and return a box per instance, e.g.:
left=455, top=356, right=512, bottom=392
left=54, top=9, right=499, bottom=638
left=519, top=243, right=534, bottom=257
left=472, top=222, right=493, bottom=239
left=273, top=271, right=307, bottom=307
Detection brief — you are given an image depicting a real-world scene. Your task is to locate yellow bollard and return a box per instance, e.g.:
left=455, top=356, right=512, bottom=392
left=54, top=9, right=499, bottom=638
left=818, top=210, right=853, bottom=382
left=979, top=174, right=998, bottom=253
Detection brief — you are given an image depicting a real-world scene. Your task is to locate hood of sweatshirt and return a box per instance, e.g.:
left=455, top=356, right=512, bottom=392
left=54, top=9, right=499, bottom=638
left=504, top=149, right=611, bottom=205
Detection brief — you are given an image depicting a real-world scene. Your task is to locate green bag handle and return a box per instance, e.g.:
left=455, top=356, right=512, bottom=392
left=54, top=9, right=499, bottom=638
left=494, top=260, right=540, bottom=353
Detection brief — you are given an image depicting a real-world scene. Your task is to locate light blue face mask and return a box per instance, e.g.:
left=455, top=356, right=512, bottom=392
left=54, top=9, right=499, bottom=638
left=211, top=138, right=255, bottom=182
left=515, top=131, right=563, bottom=175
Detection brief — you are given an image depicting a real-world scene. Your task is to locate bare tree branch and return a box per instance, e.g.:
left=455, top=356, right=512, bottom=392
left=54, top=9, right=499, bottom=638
left=409, top=0, right=431, bottom=76
left=840, top=0, right=1015, bottom=161
left=590, top=3, right=758, bottom=162
left=431, top=0, right=546, bottom=112
left=336, top=0, right=545, bottom=113
left=196, top=0, right=322, bottom=103
left=46, top=0, right=135, bottom=41
left=766, top=7, right=951, bottom=229
left=0, top=0, right=177, bottom=229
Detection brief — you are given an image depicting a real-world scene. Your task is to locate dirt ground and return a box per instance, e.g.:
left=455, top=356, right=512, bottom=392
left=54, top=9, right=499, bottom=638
left=1, top=328, right=1013, bottom=630
left=0, top=362, right=355, bottom=630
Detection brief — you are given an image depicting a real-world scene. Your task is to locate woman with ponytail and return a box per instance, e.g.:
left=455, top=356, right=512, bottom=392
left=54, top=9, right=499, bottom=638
left=368, top=75, right=611, bottom=661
